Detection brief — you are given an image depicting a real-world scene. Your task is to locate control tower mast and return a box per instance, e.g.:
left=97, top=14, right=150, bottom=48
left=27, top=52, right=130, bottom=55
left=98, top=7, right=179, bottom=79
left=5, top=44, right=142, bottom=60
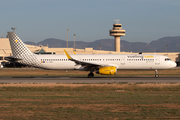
left=109, top=20, right=125, bottom=52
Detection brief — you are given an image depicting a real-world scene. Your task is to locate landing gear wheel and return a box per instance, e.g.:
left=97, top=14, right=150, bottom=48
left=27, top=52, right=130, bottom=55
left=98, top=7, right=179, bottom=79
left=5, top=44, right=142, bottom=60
left=155, top=70, right=159, bottom=78
left=155, top=74, right=159, bottom=78
left=88, top=73, right=94, bottom=78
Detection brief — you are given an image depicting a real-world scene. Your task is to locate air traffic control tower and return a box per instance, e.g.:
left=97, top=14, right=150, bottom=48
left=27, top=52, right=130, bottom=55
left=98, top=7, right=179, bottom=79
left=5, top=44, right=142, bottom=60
left=109, top=20, right=125, bottom=52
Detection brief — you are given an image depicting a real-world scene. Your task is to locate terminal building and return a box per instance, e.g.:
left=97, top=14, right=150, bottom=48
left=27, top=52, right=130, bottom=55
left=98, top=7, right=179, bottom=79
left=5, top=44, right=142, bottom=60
left=1, top=21, right=180, bottom=67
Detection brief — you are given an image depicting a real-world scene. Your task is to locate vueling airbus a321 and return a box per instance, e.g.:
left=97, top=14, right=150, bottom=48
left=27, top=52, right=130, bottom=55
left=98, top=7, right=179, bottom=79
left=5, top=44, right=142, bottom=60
left=7, top=32, right=176, bottom=78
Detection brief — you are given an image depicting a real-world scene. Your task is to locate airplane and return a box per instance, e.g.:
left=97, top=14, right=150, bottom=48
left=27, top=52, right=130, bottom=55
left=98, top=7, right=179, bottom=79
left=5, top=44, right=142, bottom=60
left=7, top=32, right=177, bottom=78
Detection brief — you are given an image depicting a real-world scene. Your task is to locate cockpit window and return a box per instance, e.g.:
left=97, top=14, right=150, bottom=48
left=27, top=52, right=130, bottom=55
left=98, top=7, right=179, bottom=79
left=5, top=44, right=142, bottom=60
left=165, top=58, right=171, bottom=61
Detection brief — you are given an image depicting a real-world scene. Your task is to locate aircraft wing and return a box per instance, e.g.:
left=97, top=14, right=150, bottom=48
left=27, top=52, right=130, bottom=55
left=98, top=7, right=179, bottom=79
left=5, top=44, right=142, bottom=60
left=64, top=50, right=107, bottom=70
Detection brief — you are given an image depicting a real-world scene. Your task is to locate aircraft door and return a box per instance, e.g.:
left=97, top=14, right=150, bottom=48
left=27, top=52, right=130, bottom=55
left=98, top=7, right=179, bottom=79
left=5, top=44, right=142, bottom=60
left=155, top=56, right=160, bottom=65
left=121, top=57, right=125, bottom=65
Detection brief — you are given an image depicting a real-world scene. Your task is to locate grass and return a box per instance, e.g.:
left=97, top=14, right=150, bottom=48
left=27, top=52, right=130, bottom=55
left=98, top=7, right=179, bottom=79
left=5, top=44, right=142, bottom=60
left=0, top=69, right=180, bottom=77
left=0, top=83, right=180, bottom=119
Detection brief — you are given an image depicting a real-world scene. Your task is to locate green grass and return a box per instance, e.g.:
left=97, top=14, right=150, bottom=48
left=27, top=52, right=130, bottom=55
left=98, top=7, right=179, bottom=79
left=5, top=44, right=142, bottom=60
left=0, top=84, right=180, bottom=119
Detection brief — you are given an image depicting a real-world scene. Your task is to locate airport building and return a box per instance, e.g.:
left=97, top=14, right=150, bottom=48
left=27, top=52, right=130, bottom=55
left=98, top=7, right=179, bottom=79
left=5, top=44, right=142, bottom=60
left=1, top=21, right=180, bottom=67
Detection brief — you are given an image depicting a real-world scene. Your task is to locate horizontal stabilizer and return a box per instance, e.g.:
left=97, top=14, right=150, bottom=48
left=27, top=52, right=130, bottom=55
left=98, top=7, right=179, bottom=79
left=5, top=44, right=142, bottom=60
left=4, top=56, right=22, bottom=62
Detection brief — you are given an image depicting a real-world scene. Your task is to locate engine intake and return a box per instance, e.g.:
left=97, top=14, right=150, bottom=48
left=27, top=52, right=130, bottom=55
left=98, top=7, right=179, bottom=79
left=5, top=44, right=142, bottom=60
left=96, top=66, right=117, bottom=75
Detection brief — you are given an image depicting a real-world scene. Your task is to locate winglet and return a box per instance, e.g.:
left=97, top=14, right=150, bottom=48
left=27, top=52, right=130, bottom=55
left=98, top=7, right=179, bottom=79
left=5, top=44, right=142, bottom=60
left=73, top=51, right=76, bottom=54
left=64, top=49, right=72, bottom=59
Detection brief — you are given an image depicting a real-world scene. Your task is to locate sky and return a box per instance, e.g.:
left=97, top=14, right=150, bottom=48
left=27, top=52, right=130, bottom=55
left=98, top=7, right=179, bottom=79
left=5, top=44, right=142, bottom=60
left=0, top=0, right=180, bottom=43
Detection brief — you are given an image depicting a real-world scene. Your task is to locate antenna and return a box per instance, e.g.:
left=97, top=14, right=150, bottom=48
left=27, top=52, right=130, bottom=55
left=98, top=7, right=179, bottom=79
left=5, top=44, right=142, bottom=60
left=11, top=27, right=17, bottom=32
left=114, top=19, right=120, bottom=24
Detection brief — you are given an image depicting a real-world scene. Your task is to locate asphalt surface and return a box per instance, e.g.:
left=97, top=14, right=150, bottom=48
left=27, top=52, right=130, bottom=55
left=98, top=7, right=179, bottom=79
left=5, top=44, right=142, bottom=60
left=0, top=76, right=180, bottom=83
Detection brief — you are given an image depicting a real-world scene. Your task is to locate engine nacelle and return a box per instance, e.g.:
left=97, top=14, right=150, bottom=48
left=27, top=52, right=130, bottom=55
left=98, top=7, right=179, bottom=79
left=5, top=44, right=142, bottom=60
left=96, top=66, right=117, bottom=75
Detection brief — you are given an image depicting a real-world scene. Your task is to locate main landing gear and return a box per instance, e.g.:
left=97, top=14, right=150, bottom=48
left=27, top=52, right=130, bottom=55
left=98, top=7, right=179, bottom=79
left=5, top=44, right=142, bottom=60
left=88, top=72, right=94, bottom=78
left=155, top=69, right=159, bottom=78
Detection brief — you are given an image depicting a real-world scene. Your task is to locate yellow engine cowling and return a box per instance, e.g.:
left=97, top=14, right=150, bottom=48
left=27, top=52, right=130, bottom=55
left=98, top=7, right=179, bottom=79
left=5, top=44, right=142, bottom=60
left=96, top=66, right=117, bottom=75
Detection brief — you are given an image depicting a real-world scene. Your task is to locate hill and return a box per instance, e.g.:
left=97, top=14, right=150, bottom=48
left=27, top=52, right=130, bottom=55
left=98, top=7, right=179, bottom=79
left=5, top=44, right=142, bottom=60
left=25, top=36, right=180, bottom=52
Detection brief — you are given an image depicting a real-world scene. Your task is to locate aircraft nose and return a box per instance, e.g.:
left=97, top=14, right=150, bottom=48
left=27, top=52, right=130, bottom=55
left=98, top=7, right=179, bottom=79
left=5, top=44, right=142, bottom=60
left=167, top=61, right=177, bottom=69
left=173, top=62, right=177, bottom=68
left=170, top=61, right=177, bottom=68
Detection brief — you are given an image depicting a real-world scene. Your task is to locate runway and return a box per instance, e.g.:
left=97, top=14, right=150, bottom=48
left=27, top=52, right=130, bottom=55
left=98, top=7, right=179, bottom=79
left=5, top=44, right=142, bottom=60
left=0, top=76, right=180, bottom=83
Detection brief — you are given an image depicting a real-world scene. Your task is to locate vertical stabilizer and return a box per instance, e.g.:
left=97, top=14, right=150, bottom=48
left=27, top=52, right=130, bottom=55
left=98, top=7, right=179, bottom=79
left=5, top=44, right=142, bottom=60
left=7, top=32, right=42, bottom=68
left=8, top=32, right=33, bottom=57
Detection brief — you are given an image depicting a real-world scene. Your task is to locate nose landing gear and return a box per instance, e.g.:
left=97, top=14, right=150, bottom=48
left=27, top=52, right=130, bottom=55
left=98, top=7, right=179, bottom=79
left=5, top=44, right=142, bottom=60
left=155, top=69, right=159, bottom=78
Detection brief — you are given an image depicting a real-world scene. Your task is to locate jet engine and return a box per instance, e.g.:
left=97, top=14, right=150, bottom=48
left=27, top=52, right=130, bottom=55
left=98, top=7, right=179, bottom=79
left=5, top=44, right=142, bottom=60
left=96, top=66, right=117, bottom=75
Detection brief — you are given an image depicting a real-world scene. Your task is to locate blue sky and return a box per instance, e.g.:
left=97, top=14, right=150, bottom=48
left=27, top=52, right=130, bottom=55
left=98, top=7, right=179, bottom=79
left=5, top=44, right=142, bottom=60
left=0, top=0, right=180, bottom=43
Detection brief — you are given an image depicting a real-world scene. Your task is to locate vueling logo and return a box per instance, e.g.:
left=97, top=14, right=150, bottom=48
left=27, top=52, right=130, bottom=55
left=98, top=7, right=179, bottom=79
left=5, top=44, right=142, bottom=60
left=144, top=55, right=154, bottom=58
left=15, top=39, right=18, bottom=43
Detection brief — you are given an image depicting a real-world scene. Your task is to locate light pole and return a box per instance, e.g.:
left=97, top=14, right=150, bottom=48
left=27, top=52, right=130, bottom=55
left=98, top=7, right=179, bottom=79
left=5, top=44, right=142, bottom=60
left=98, top=45, right=101, bottom=50
left=74, top=34, right=76, bottom=49
left=67, top=28, right=69, bottom=48
left=165, top=45, right=168, bottom=54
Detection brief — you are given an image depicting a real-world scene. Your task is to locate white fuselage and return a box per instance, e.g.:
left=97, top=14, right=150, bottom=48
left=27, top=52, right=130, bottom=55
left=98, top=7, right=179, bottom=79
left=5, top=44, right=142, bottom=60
left=7, top=31, right=177, bottom=78
left=35, top=54, right=176, bottom=70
